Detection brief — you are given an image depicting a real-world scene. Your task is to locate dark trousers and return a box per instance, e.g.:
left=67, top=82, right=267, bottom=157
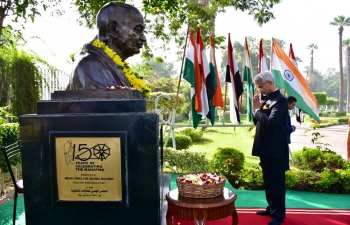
left=260, top=157, right=286, bottom=220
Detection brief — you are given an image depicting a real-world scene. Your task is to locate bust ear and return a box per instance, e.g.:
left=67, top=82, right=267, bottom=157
left=107, top=20, right=118, bottom=39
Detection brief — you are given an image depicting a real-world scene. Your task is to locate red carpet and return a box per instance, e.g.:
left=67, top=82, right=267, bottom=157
left=173, top=208, right=350, bottom=225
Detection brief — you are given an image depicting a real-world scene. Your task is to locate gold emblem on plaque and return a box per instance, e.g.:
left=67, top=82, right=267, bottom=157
left=56, top=137, right=122, bottom=201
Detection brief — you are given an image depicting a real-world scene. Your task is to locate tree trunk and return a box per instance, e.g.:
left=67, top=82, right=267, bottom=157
left=347, top=46, right=350, bottom=112
left=339, top=26, right=344, bottom=112
left=0, top=8, right=5, bottom=41
left=310, top=49, right=314, bottom=88
left=1, top=172, right=4, bottom=195
left=0, top=1, right=12, bottom=45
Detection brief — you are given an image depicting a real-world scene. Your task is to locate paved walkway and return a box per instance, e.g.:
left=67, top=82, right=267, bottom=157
left=289, top=117, right=349, bottom=160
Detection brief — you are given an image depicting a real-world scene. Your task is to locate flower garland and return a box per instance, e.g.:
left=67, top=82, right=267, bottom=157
left=92, top=40, right=151, bottom=97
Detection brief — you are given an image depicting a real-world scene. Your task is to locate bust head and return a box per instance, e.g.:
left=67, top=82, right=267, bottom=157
left=96, top=2, right=146, bottom=60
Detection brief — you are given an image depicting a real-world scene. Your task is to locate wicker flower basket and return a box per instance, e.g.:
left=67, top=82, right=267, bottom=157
left=176, top=173, right=226, bottom=198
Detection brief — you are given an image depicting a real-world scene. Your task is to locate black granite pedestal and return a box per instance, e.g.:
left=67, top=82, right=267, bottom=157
left=19, top=90, right=161, bottom=225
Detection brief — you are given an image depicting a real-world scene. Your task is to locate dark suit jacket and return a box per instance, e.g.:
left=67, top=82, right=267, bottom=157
left=252, top=90, right=289, bottom=158
left=66, top=43, right=131, bottom=90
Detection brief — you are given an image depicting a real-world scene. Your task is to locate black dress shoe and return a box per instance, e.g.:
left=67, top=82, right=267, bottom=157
left=268, top=218, right=283, bottom=225
left=256, top=210, right=271, bottom=216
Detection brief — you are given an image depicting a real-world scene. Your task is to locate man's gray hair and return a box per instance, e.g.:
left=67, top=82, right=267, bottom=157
left=253, top=71, right=275, bottom=84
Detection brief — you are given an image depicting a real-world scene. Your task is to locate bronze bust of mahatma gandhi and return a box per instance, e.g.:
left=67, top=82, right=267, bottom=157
left=66, top=2, right=149, bottom=96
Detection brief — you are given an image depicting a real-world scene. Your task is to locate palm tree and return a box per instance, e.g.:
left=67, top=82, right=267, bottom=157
left=343, top=39, right=350, bottom=112
left=307, top=43, right=318, bottom=86
left=330, top=15, right=350, bottom=112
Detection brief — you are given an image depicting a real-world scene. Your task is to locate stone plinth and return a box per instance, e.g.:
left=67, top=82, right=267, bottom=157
left=20, top=89, right=161, bottom=225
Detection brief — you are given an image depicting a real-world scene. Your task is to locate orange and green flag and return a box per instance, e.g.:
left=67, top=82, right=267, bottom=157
left=208, top=33, right=223, bottom=124
left=271, top=39, right=320, bottom=122
left=243, top=37, right=254, bottom=122
left=182, top=29, right=203, bottom=128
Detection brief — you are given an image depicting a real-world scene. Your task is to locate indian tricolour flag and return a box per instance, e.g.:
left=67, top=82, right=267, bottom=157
left=243, top=37, right=254, bottom=122
left=196, top=27, right=211, bottom=123
left=226, top=33, right=243, bottom=124
left=289, top=43, right=302, bottom=124
left=209, top=33, right=224, bottom=125
left=182, top=29, right=203, bottom=128
left=271, top=39, right=320, bottom=122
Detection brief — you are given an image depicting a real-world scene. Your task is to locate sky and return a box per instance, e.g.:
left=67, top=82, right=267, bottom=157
left=12, top=0, right=350, bottom=76
left=214, top=0, right=350, bottom=75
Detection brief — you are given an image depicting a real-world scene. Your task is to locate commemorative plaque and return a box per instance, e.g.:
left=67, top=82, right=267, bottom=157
left=55, top=137, right=122, bottom=201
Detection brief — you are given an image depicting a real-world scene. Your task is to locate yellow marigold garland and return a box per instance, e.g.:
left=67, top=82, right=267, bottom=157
left=92, top=40, right=151, bottom=97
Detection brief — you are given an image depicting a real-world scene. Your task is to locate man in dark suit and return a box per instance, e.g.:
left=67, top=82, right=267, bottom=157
left=286, top=96, right=297, bottom=170
left=252, top=71, right=289, bottom=225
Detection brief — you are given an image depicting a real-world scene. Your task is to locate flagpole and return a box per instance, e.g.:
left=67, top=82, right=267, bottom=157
left=174, top=24, right=190, bottom=110
left=270, top=37, right=274, bottom=71
left=240, top=88, right=243, bottom=114
left=223, top=82, right=228, bottom=125
left=241, top=37, right=246, bottom=116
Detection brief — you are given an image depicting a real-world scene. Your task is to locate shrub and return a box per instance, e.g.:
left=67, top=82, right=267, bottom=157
left=0, top=106, right=18, bottom=124
left=338, top=118, right=349, bottom=123
left=318, top=112, right=328, bottom=117
left=177, top=127, right=203, bottom=142
left=293, top=147, right=348, bottom=172
left=293, top=170, right=319, bottom=192
left=163, top=148, right=209, bottom=173
left=164, top=133, right=193, bottom=150
left=274, top=169, right=350, bottom=193
left=285, top=170, right=299, bottom=189
left=315, top=170, right=343, bottom=193
left=240, top=167, right=263, bottom=190
left=237, top=168, right=350, bottom=193
left=310, top=123, right=320, bottom=129
left=322, top=152, right=347, bottom=170
left=293, top=147, right=324, bottom=171
left=210, top=147, right=245, bottom=188
left=0, top=122, right=20, bottom=172
left=337, top=169, right=350, bottom=192
left=335, top=111, right=346, bottom=117
left=0, top=122, right=20, bottom=146
left=146, top=92, right=185, bottom=114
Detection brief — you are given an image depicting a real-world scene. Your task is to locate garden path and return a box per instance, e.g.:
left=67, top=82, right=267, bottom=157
left=289, top=116, right=348, bottom=160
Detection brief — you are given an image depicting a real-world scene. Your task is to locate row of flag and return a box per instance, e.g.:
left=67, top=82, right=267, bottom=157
left=183, top=28, right=224, bottom=129
left=183, top=28, right=320, bottom=129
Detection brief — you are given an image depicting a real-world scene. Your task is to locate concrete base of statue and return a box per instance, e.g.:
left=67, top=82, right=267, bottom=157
left=20, top=89, right=162, bottom=225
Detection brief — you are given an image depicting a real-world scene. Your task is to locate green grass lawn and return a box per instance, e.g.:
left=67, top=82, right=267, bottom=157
left=174, top=113, right=349, bottom=169
left=186, top=126, right=260, bottom=168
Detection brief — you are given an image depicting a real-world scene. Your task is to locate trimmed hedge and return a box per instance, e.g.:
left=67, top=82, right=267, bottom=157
left=163, top=148, right=209, bottom=173
left=164, top=133, right=193, bottom=150
left=176, top=127, right=203, bottom=142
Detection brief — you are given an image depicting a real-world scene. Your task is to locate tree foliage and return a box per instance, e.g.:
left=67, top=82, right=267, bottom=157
left=71, top=0, right=281, bottom=58
left=343, top=38, right=350, bottom=112
left=330, top=15, right=350, bottom=112
left=323, top=68, right=340, bottom=98
left=0, top=43, right=44, bottom=117
left=313, top=92, right=327, bottom=106
left=0, top=0, right=52, bottom=47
